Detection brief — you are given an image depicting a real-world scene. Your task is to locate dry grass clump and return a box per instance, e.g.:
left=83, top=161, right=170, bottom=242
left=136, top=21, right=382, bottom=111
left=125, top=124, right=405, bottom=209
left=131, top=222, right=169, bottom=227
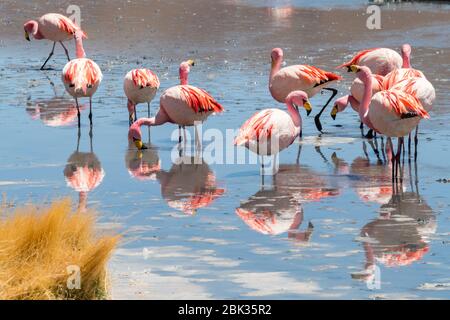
left=0, top=198, right=119, bottom=300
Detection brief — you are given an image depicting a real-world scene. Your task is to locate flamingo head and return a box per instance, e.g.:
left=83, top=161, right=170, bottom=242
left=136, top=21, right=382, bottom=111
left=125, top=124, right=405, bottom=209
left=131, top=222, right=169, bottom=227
left=350, top=65, right=372, bottom=81
left=286, top=90, right=312, bottom=115
left=23, top=20, right=38, bottom=41
left=128, top=120, right=147, bottom=150
left=401, top=43, right=412, bottom=56
left=271, top=48, right=283, bottom=67
left=179, top=60, right=195, bottom=85
left=331, top=95, right=349, bottom=120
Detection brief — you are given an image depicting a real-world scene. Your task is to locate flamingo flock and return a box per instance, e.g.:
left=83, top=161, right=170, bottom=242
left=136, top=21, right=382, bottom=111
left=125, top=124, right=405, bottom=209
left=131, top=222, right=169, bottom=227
left=24, top=13, right=436, bottom=183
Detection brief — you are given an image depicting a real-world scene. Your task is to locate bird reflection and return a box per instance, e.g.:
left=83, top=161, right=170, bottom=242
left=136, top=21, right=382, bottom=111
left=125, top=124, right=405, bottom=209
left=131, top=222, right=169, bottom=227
left=156, top=156, right=225, bottom=215
left=236, top=164, right=339, bottom=241
left=64, top=132, right=105, bottom=211
left=26, top=76, right=85, bottom=127
left=125, top=142, right=161, bottom=181
left=353, top=190, right=436, bottom=282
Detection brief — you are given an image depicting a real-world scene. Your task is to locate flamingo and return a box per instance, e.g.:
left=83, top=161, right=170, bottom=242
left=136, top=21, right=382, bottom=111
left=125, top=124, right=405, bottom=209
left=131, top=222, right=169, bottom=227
left=124, top=68, right=160, bottom=125
left=337, top=47, right=402, bottom=76
left=234, top=90, right=312, bottom=174
left=128, top=60, right=224, bottom=150
left=349, top=65, right=430, bottom=179
left=24, top=13, right=87, bottom=70
left=269, top=48, right=341, bottom=132
left=62, top=30, right=102, bottom=128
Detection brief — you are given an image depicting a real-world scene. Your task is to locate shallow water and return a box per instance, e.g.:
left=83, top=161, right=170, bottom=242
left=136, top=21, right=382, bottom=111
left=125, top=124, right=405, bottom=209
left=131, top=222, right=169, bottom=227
left=1, top=0, right=450, bottom=299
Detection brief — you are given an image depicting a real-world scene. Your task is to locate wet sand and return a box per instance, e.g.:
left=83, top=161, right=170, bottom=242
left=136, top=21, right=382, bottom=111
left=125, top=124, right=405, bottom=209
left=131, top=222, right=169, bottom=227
left=0, top=0, right=449, bottom=299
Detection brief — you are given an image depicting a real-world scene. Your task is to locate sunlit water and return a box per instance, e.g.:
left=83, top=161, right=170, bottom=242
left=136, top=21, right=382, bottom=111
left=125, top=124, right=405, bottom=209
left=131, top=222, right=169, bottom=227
left=0, top=0, right=449, bottom=299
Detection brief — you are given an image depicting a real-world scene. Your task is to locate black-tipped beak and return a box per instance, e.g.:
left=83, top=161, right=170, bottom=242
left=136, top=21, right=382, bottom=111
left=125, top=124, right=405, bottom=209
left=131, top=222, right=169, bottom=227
left=306, top=109, right=312, bottom=116
left=25, top=31, right=30, bottom=41
left=346, top=66, right=352, bottom=72
left=331, top=113, right=336, bottom=120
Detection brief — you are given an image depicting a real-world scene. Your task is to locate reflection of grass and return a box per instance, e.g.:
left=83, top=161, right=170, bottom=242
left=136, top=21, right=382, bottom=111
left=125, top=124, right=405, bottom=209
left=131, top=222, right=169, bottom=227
left=0, top=198, right=119, bottom=300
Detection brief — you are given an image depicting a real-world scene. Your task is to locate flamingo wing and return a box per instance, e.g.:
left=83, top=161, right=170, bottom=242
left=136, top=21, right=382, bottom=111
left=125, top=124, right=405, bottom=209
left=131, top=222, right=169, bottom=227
left=132, top=69, right=160, bottom=88
left=180, top=86, right=224, bottom=113
left=64, top=59, right=102, bottom=86
left=337, top=48, right=379, bottom=69
left=381, top=90, right=429, bottom=119
left=297, top=65, right=342, bottom=87
left=56, top=14, right=87, bottom=38
left=234, top=109, right=277, bottom=146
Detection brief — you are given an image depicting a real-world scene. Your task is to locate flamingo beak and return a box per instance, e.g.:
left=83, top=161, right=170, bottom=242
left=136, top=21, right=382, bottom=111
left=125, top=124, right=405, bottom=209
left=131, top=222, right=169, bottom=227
left=187, top=59, right=195, bottom=66
left=303, top=100, right=312, bottom=116
left=331, top=105, right=338, bottom=120
left=25, top=31, right=30, bottom=41
left=349, top=65, right=359, bottom=73
left=133, top=138, right=147, bottom=150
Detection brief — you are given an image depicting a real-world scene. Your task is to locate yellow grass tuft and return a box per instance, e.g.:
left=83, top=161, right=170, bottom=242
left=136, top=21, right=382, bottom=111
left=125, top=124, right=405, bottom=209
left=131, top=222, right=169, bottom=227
left=0, top=198, right=119, bottom=300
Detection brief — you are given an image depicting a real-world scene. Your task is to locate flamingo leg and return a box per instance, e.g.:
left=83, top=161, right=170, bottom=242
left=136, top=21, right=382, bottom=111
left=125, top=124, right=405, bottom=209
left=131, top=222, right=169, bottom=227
left=314, top=88, right=338, bottom=133
left=40, top=42, right=56, bottom=70
left=414, top=125, right=419, bottom=162
left=134, top=105, right=137, bottom=123
left=380, top=137, right=386, bottom=163
left=88, top=97, right=93, bottom=128
left=59, top=41, right=70, bottom=61
left=75, top=97, right=81, bottom=128
left=147, top=102, right=151, bottom=118
left=296, top=144, right=302, bottom=164
left=365, top=129, right=374, bottom=139
left=359, top=122, right=364, bottom=129
left=408, top=132, right=412, bottom=158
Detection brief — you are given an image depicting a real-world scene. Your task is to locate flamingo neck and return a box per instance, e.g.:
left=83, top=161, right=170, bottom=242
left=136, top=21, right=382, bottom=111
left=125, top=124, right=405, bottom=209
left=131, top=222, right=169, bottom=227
left=402, top=48, right=411, bottom=68
left=75, top=31, right=86, bottom=59
left=286, top=99, right=302, bottom=128
left=358, top=72, right=373, bottom=126
left=78, top=191, right=87, bottom=212
left=179, top=68, right=189, bottom=85
left=269, top=57, right=282, bottom=84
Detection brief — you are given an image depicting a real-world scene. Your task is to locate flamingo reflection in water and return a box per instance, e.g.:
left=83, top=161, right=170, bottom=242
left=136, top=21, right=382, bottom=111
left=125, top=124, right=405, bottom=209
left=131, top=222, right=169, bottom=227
left=26, top=76, right=85, bottom=127
left=125, top=141, right=161, bottom=181
left=236, top=164, right=340, bottom=242
left=352, top=188, right=436, bottom=282
left=64, top=131, right=105, bottom=212
left=156, top=156, right=225, bottom=215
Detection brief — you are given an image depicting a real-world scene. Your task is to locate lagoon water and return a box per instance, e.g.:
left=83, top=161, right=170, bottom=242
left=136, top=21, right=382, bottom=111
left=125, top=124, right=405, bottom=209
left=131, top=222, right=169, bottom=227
left=1, top=0, right=449, bottom=299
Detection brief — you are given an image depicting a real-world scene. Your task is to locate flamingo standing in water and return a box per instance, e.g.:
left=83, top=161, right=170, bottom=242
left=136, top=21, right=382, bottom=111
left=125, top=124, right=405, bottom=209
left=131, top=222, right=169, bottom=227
left=269, top=48, right=341, bottom=132
left=24, top=13, right=87, bottom=70
left=128, top=60, right=224, bottom=150
left=337, top=47, right=402, bottom=76
left=62, top=30, right=102, bottom=128
left=124, top=68, right=160, bottom=125
left=349, top=65, right=430, bottom=179
left=234, top=90, right=312, bottom=174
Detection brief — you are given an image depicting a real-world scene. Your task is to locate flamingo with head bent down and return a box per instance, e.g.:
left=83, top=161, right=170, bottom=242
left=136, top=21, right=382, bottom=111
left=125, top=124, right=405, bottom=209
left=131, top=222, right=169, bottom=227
left=128, top=60, right=224, bottom=150
left=62, top=30, right=102, bottom=128
left=124, top=68, right=160, bottom=125
left=24, top=13, right=87, bottom=70
left=269, top=48, right=341, bottom=132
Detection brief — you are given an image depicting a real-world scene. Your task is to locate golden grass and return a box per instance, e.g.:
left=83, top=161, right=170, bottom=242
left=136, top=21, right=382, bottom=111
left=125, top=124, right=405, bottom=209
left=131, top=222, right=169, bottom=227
left=0, top=198, right=119, bottom=300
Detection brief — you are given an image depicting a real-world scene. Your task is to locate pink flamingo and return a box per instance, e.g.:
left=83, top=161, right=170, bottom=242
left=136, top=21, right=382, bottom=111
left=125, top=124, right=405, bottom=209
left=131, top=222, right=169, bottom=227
left=124, top=68, right=160, bottom=125
left=62, top=30, right=102, bottom=128
left=350, top=65, right=430, bottom=179
left=128, top=60, right=224, bottom=150
left=382, top=44, right=426, bottom=90
left=269, top=48, right=341, bottom=132
left=337, top=47, right=402, bottom=76
left=234, top=91, right=311, bottom=174
left=24, top=13, right=87, bottom=70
